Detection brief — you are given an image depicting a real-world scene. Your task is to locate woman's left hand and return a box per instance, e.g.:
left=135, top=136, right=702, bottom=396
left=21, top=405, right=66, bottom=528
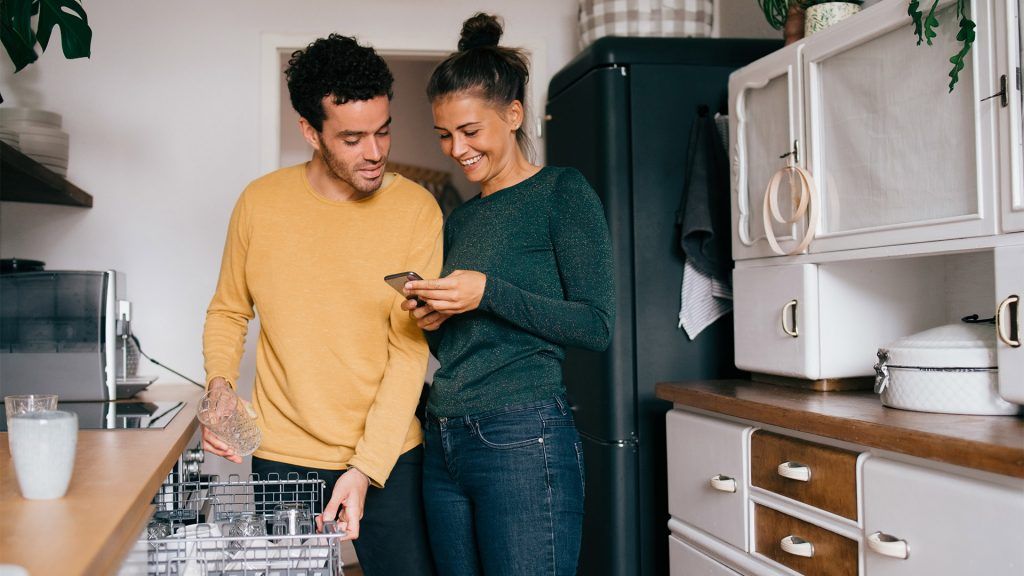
left=405, top=270, right=487, bottom=314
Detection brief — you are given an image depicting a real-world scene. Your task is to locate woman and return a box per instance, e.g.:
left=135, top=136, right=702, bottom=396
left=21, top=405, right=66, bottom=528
left=402, top=13, right=615, bottom=576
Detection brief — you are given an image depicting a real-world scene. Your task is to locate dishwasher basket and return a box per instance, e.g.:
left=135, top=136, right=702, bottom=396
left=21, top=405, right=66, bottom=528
left=120, top=473, right=346, bottom=576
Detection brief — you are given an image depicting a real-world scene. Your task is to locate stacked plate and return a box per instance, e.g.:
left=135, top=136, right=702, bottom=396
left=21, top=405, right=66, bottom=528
left=0, top=107, right=68, bottom=176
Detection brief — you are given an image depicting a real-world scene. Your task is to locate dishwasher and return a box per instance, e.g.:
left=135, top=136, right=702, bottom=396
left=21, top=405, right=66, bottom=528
left=119, top=470, right=347, bottom=575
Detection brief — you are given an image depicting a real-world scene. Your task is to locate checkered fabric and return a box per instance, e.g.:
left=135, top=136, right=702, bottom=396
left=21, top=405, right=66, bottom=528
left=578, top=0, right=714, bottom=48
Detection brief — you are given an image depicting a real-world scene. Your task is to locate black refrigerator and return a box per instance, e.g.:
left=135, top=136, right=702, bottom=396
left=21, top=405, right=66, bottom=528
left=545, top=37, right=780, bottom=576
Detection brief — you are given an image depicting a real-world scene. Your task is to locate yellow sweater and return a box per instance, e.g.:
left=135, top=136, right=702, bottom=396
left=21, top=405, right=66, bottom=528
left=203, top=164, right=443, bottom=486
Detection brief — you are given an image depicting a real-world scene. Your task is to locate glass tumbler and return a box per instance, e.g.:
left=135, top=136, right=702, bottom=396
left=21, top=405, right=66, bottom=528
left=196, top=387, right=261, bottom=457
left=271, top=502, right=313, bottom=536
left=4, top=394, right=58, bottom=419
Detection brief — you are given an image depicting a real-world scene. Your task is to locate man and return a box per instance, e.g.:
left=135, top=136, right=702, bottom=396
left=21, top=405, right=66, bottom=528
left=202, top=34, right=440, bottom=575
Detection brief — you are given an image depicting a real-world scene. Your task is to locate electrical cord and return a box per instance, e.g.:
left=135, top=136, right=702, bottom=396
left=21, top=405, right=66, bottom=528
left=130, top=334, right=204, bottom=388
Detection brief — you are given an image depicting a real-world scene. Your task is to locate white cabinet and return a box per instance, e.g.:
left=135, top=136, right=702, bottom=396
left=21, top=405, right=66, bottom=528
left=803, top=0, right=1000, bottom=253
left=666, top=410, right=752, bottom=550
left=995, top=245, right=1024, bottom=402
left=734, top=259, right=951, bottom=380
left=996, top=0, right=1024, bottom=232
left=862, top=457, right=1024, bottom=575
left=730, top=0, right=1021, bottom=256
left=668, top=536, right=742, bottom=576
left=666, top=403, right=1024, bottom=576
left=729, top=0, right=1024, bottom=389
left=729, top=44, right=807, bottom=260
left=733, top=264, right=819, bottom=378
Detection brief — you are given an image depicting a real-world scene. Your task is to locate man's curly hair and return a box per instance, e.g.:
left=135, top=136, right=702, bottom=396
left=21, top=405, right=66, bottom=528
left=285, top=34, right=394, bottom=132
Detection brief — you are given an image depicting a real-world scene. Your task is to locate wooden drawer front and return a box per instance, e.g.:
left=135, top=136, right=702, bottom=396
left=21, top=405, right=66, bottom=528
left=667, top=410, right=751, bottom=550
left=669, top=535, right=741, bottom=576
left=754, top=504, right=857, bottom=576
left=750, top=431, right=859, bottom=520
left=863, top=457, right=1024, bottom=575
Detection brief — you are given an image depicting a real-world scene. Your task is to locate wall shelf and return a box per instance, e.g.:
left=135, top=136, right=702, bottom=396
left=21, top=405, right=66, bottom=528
left=0, top=141, right=92, bottom=207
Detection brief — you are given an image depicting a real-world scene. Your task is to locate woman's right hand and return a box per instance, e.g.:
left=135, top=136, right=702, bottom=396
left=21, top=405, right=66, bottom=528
left=401, top=298, right=451, bottom=331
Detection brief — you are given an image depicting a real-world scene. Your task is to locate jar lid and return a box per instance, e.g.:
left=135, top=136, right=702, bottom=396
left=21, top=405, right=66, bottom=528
left=880, top=323, right=996, bottom=368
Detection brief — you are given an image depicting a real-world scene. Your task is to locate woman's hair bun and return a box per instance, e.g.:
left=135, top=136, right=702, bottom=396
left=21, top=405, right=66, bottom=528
left=458, top=13, right=503, bottom=52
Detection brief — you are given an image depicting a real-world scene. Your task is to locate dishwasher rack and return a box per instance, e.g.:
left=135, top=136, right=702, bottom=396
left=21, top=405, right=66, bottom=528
left=120, top=473, right=346, bottom=576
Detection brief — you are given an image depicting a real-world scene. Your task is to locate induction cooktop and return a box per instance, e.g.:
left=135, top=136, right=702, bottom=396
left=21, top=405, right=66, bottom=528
left=0, top=400, right=186, bottom=431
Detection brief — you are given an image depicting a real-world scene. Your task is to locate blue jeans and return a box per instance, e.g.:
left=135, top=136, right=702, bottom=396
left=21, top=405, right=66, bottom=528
left=423, top=395, right=585, bottom=576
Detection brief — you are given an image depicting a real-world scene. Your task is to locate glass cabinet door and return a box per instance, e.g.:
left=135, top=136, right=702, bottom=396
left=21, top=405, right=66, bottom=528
left=997, top=0, right=1024, bottom=232
left=803, top=0, right=999, bottom=252
left=729, top=43, right=807, bottom=260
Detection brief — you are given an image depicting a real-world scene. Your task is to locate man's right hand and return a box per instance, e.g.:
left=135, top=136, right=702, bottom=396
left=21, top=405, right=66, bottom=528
left=201, top=377, right=243, bottom=464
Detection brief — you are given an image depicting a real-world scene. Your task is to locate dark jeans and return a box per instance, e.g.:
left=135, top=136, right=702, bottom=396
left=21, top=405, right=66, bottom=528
left=252, top=446, right=436, bottom=576
left=423, top=395, right=585, bottom=576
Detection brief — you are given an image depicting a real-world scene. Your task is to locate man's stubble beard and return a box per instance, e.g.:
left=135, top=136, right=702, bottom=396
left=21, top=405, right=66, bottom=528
left=319, top=142, right=387, bottom=196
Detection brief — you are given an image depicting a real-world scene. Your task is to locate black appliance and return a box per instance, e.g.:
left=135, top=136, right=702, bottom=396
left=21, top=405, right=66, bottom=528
left=545, top=37, right=780, bottom=576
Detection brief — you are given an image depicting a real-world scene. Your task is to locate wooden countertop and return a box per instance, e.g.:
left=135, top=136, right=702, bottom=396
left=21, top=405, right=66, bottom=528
left=0, top=384, right=203, bottom=575
left=656, top=380, right=1024, bottom=479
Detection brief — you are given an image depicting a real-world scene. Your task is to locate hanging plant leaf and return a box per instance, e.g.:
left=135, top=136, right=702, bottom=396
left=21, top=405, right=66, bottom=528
left=908, top=0, right=925, bottom=44
left=948, top=14, right=975, bottom=92
left=922, top=0, right=940, bottom=45
left=36, top=0, right=91, bottom=60
left=0, top=0, right=38, bottom=71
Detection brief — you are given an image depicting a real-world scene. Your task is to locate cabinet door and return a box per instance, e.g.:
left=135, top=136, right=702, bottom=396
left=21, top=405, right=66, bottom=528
left=730, top=44, right=807, bottom=260
left=666, top=410, right=751, bottom=550
left=803, top=0, right=999, bottom=252
left=734, top=264, right=820, bottom=378
left=997, top=0, right=1024, bottom=232
left=669, top=535, right=742, bottom=576
left=995, top=245, right=1024, bottom=403
left=863, top=457, right=1024, bottom=575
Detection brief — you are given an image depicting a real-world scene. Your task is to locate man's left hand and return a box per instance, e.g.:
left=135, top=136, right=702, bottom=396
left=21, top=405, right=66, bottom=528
left=318, top=467, right=370, bottom=540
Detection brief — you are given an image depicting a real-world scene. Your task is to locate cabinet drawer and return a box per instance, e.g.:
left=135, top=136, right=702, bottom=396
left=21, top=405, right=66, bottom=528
left=751, top=431, right=859, bottom=520
left=754, top=504, right=857, bottom=576
left=863, top=457, right=1024, bottom=575
left=669, top=535, right=741, bottom=576
left=667, top=410, right=751, bottom=550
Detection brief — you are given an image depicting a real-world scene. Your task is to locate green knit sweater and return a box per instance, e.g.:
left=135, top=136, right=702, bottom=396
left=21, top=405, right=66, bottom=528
left=425, top=166, right=615, bottom=417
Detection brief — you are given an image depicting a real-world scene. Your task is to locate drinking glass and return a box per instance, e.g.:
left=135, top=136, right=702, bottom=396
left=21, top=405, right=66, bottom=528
left=9, top=410, right=78, bottom=499
left=271, top=502, right=313, bottom=536
left=196, top=387, right=261, bottom=457
left=4, top=394, right=58, bottom=420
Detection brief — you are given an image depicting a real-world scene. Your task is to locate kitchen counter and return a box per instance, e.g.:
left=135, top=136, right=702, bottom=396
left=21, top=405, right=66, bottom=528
left=656, top=380, right=1024, bottom=479
left=0, top=384, right=203, bottom=575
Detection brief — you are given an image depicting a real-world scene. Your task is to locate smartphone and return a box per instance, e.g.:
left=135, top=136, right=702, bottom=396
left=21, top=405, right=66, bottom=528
left=384, top=271, right=426, bottom=307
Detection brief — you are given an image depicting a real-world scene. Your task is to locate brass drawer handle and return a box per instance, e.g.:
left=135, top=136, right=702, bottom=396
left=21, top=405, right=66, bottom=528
left=780, top=535, right=815, bottom=558
left=777, top=461, right=811, bottom=482
left=867, top=531, right=910, bottom=560
left=781, top=299, right=799, bottom=338
left=709, top=474, right=737, bottom=493
left=996, top=295, right=1020, bottom=348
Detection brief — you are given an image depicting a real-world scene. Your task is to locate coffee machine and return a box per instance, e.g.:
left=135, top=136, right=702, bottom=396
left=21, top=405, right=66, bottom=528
left=0, top=270, right=153, bottom=400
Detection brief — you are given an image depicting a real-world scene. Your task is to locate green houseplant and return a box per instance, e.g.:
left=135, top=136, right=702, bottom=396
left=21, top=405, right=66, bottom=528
left=756, top=0, right=974, bottom=93
left=0, top=0, right=91, bottom=100
left=756, top=0, right=862, bottom=44
left=908, top=0, right=974, bottom=92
